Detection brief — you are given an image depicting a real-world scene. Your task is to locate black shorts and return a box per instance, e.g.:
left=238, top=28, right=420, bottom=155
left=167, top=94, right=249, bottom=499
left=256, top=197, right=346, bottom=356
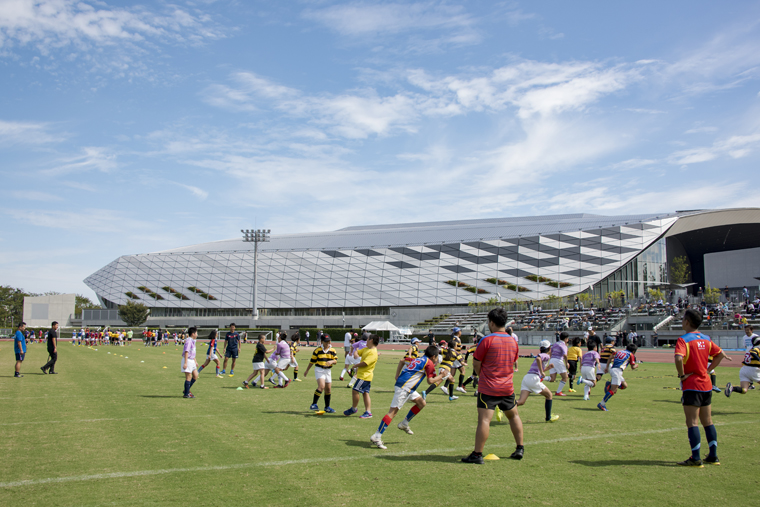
left=568, top=360, right=578, bottom=376
left=15, top=352, right=25, bottom=362
left=225, top=350, right=239, bottom=359
left=682, top=390, right=712, bottom=407
left=476, top=392, right=516, bottom=412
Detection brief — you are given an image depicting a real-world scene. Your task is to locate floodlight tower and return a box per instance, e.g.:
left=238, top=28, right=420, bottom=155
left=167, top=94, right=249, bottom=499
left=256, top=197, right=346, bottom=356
left=241, top=229, right=271, bottom=322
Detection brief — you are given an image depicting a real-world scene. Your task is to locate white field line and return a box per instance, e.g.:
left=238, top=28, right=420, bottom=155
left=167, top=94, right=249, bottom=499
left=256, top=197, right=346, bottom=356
left=0, top=414, right=214, bottom=427
left=0, top=419, right=755, bottom=489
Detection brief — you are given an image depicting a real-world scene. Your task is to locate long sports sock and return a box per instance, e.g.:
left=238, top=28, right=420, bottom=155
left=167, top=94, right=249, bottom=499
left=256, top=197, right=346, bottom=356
left=688, top=426, right=701, bottom=460
left=216, top=367, right=219, bottom=375
left=704, top=424, right=718, bottom=458
left=278, top=371, right=288, bottom=383
left=584, top=384, right=591, bottom=398
left=324, top=393, right=331, bottom=408
left=458, top=374, right=464, bottom=387
left=732, top=386, right=745, bottom=394
left=293, top=368, right=298, bottom=380
left=405, top=405, right=421, bottom=423
left=557, top=381, right=566, bottom=393
left=425, top=383, right=437, bottom=396
left=377, top=415, right=392, bottom=435
left=340, top=368, right=347, bottom=378
left=313, top=389, right=322, bottom=405
left=183, top=380, right=191, bottom=396
left=545, top=399, right=552, bottom=421
left=463, top=375, right=474, bottom=387
left=189, top=378, right=196, bottom=389
left=448, top=382, right=454, bottom=397
left=197, top=365, right=204, bottom=373
left=710, top=374, right=717, bottom=387
left=603, top=390, right=614, bottom=403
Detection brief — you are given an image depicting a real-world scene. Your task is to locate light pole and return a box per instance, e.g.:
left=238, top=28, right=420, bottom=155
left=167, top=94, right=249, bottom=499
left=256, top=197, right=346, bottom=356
left=242, top=229, right=270, bottom=323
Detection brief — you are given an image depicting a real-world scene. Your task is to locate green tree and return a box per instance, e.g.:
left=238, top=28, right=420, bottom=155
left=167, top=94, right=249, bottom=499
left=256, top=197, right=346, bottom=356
left=117, top=301, right=150, bottom=327
left=648, top=288, right=665, bottom=301
left=704, top=284, right=722, bottom=305
left=670, top=256, right=691, bottom=284
left=76, top=294, right=101, bottom=315
left=0, top=285, right=36, bottom=328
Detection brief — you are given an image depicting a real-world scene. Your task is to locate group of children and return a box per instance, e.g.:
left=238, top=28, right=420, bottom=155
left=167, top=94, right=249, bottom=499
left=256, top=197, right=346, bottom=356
left=73, top=328, right=133, bottom=346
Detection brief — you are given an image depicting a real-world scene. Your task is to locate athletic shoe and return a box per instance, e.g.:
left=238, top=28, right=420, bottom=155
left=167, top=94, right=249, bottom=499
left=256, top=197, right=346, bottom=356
left=510, top=447, right=524, bottom=460
left=555, top=392, right=567, bottom=397
left=273, top=385, right=283, bottom=389
left=461, top=452, right=484, bottom=464
left=583, top=395, right=589, bottom=401
left=449, top=395, right=459, bottom=401
left=243, top=381, right=249, bottom=389
left=370, top=434, right=387, bottom=450
left=712, top=386, right=721, bottom=393
left=282, top=380, right=291, bottom=388
left=183, top=393, right=195, bottom=399
left=310, top=403, right=319, bottom=411
left=398, top=421, right=414, bottom=434
left=14, top=374, right=23, bottom=378
left=568, top=388, right=576, bottom=393
left=216, top=374, right=223, bottom=378
left=597, top=402, right=607, bottom=411
left=343, top=407, right=358, bottom=417
left=703, top=455, right=720, bottom=465
left=494, top=407, right=503, bottom=422
left=40, top=367, right=48, bottom=374
left=325, top=407, right=335, bottom=414
left=456, top=386, right=467, bottom=393
left=422, top=391, right=427, bottom=400
left=547, top=414, right=560, bottom=423
left=440, top=385, right=448, bottom=395
left=724, top=383, right=732, bottom=398
left=750, top=384, right=755, bottom=390
left=359, top=411, right=373, bottom=419
left=269, top=377, right=277, bottom=385
left=220, top=370, right=226, bottom=374
left=339, top=375, right=344, bottom=381
left=294, top=378, right=302, bottom=382
left=576, top=377, right=582, bottom=386
left=677, top=457, right=704, bottom=468
left=259, top=385, right=268, bottom=389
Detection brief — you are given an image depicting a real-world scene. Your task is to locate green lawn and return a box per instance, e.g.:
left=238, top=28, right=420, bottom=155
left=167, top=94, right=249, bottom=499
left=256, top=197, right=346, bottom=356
left=0, top=343, right=757, bottom=506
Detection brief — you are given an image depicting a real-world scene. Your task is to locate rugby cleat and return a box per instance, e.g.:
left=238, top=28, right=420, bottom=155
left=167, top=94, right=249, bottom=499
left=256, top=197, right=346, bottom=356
left=398, top=421, right=414, bottom=435
left=370, top=434, right=387, bottom=450
left=510, top=447, right=524, bottom=460
left=325, top=407, right=335, bottom=414
left=677, top=457, right=704, bottom=468
left=597, top=402, right=608, bottom=411
left=555, top=392, right=567, bottom=397
left=449, top=395, right=459, bottom=401
left=294, top=378, right=302, bottom=382
left=343, top=407, right=358, bottom=417
left=568, top=388, right=576, bottom=393
left=724, top=382, right=732, bottom=398
left=576, top=377, right=583, bottom=386
left=703, top=455, right=720, bottom=465
left=359, top=411, right=373, bottom=419
left=422, top=391, right=427, bottom=400
left=440, top=385, right=449, bottom=395
left=712, top=386, right=721, bottom=393
left=456, top=386, right=467, bottom=393
left=220, top=370, right=226, bottom=374
left=547, top=414, right=560, bottom=422
left=310, top=403, right=319, bottom=411
left=461, top=452, right=484, bottom=464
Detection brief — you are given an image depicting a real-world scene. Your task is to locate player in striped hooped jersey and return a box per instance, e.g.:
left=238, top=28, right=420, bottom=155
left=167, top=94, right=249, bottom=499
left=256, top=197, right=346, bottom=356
left=597, top=343, right=638, bottom=412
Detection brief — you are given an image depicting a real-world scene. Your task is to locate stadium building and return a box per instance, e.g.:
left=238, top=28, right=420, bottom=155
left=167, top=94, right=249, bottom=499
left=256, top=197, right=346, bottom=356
left=83, top=208, right=760, bottom=329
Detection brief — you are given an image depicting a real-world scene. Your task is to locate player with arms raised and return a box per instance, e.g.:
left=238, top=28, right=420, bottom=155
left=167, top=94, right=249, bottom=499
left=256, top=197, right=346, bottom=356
left=675, top=309, right=728, bottom=467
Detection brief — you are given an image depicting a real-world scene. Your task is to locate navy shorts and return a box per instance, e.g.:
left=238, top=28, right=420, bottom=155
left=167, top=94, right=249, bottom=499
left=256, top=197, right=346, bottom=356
left=15, top=352, right=25, bottom=362
left=682, top=390, right=712, bottom=407
left=352, top=379, right=372, bottom=394
left=225, top=349, right=239, bottom=359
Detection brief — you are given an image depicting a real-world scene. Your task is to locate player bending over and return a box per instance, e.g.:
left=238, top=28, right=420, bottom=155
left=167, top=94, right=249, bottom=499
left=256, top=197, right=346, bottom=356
left=725, top=335, right=759, bottom=397
left=516, top=340, right=559, bottom=422
left=597, top=343, right=638, bottom=411
left=576, top=340, right=600, bottom=400
left=370, top=345, right=447, bottom=449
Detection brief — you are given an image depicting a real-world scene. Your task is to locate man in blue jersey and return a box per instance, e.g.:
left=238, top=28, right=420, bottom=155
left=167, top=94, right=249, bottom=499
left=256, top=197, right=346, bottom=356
left=370, top=345, right=447, bottom=450
left=14, top=322, right=27, bottom=378
left=221, top=323, right=242, bottom=376
left=598, top=343, right=638, bottom=411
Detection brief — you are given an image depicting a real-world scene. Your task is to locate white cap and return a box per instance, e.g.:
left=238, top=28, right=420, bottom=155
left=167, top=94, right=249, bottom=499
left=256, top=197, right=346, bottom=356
left=539, top=340, right=551, bottom=348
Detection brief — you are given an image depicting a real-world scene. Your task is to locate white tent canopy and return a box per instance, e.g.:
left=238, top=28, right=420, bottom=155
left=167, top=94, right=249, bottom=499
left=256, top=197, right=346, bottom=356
left=362, top=321, right=400, bottom=332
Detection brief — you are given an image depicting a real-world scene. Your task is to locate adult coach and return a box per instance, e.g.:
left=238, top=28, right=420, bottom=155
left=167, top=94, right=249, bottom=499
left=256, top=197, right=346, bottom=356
left=462, top=308, right=523, bottom=464
left=221, top=323, right=242, bottom=376
left=41, top=321, right=59, bottom=374
left=14, top=322, right=27, bottom=378
left=674, top=308, right=728, bottom=467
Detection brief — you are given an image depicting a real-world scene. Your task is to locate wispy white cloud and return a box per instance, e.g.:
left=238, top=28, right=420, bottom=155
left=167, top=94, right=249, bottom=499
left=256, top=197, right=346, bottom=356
left=10, top=190, right=62, bottom=201
left=174, top=182, right=209, bottom=200
left=3, top=207, right=155, bottom=233
left=669, top=132, right=760, bottom=165
left=684, top=126, right=718, bottom=134
left=42, top=146, right=118, bottom=175
left=0, top=119, right=64, bottom=145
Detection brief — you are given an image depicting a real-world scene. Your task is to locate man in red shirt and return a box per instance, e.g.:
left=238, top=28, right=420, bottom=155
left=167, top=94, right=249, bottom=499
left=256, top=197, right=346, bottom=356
left=462, top=307, right=523, bottom=464
left=674, top=308, right=728, bottom=467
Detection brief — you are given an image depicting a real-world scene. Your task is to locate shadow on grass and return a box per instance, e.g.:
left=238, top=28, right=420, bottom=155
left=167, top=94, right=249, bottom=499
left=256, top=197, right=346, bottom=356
left=570, top=459, right=675, bottom=467
left=651, top=399, right=681, bottom=404
left=261, top=410, right=325, bottom=418
left=375, top=454, right=456, bottom=463
left=573, top=407, right=605, bottom=411
left=338, top=439, right=400, bottom=449
left=711, top=411, right=751, bottom=416
left=141, top=395, right=178, bottom=398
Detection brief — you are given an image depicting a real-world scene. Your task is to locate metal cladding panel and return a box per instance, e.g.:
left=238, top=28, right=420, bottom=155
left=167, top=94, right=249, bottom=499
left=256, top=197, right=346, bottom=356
left=84, top=213, right=689, bottom=309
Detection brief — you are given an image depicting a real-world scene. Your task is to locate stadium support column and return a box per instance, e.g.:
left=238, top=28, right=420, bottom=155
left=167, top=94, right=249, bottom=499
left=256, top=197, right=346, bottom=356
left=242, top=229, right=270, bottom=323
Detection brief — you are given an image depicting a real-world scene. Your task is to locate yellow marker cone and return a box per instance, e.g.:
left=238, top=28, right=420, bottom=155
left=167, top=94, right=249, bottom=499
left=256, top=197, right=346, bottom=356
left=484, top=454, right=500, bottom=461
left=315, top=411, right=326, bottom=415
left=163, top=366, right=167, bottom=369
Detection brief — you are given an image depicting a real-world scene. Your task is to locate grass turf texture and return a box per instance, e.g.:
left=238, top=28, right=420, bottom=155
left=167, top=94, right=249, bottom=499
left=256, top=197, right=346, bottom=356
left=1, top=344, right=758, bottom=506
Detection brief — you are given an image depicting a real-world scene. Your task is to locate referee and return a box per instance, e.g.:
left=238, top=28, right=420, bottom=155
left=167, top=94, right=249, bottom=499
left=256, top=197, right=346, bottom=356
left=41, top=321, right=59, bottom=374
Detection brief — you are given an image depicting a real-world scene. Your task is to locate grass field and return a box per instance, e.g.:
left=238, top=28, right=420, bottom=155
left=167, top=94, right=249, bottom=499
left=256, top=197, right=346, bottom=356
left=1, top=342, right=758, bottom=506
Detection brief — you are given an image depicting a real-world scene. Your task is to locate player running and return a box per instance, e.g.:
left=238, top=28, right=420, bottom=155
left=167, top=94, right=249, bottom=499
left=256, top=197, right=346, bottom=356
left=197, top=330, right=223, bottom=378
left=566, top=337, right=583, bottom=393
left=725, top=335, right=760, bottom=397
left=516, top=340, right=559, bottom=422
left=548, top=332, right=570, bottom=396
left=290, top=335, right=302, bottom=382
left=597, top=343, right=638, bottom=411
left=576, top=340, right=601, bottom=400
left=303, top=334, right=338, bottom=413
left=181, top=327, right=199, bottom=398
left=597, top=337, right=616, bottom=381
left=370, top=345, right=448, bottom=449
left=422, top=340, right=458, bottom=400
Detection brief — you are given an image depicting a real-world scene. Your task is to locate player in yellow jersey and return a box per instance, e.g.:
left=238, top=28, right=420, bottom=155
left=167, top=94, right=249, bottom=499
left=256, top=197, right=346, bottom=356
left=726, top=335, right=760, bottom=397
left=597, top=337, right=616, bottom=381
left=304, top=334, right=338, bottom=412
left=289, top=335, right=302, bottom=381
left=422, top=340, right=458, bottom=400
left=566, top=337, right=583, bottom=393
left=344, top=334, right=379, bottom=418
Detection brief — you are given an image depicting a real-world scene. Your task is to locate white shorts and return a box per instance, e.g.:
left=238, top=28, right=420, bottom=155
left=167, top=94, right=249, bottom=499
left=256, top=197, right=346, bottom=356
left=289, top=358, right=299, bottom=368
left=739, top=365, right=760, bottom=383
left=390, top=385, right=421, bottom=409
left=181, top=359, right=197, bottom=373
left=548, top=358, right=567, bottom=375
left=520, top=373, right=547, bottom=394
left=208, top=353, right=218, bottom=362
left=597, top=363, right=608, bottom=376
left=276, top=358, right=291, bottom=370
left=610, top=367, right=625, bottom=386
left=315, top=367, right=332, bottom=382
left=252, top=362, right=266, bottom=371
left=452, top=360, right=462, bottom=369
left=438, top=367, right=452, bottom=378
left=581, top=365, right=596, bottom=381
left=265, top=359, right=277, bottom=370
left=345, top=355, right=360, bottom=367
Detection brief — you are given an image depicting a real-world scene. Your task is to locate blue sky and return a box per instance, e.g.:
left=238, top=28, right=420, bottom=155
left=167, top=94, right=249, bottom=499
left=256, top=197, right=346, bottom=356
left=2, top=0, right=760, bottom=300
